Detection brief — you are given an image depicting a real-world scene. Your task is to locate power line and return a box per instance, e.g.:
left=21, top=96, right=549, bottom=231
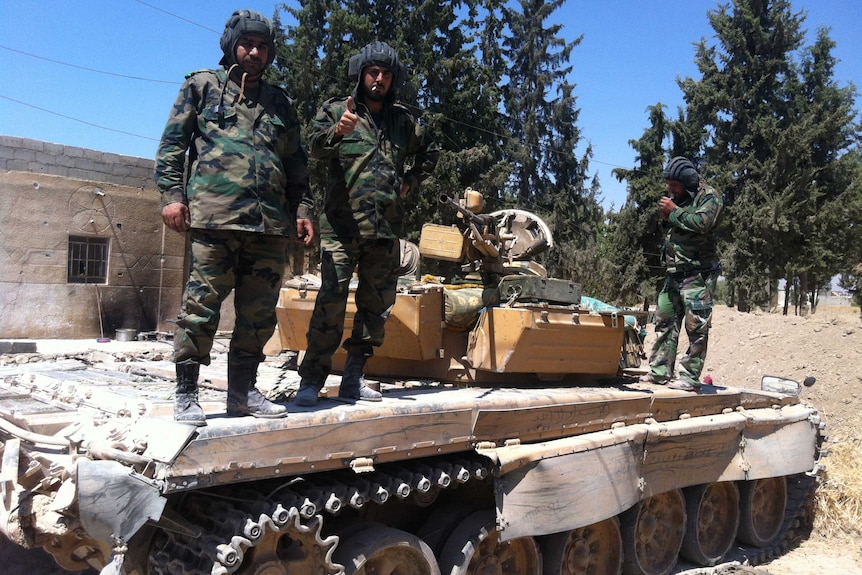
left=130, top=0, right=220, bottom=34
left=2, top=4, right=636, bottom=182
left=0, top=45, right=180, bottom=85
left=126, top=0, right=623, bottom=173
left=0, top=95, right=160, bottom=142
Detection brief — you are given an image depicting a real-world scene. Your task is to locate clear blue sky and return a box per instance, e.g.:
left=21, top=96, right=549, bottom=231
left=1, top=1, right=858, bottom=210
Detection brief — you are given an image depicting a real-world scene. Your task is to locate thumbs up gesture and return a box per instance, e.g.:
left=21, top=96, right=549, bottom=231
left=335, top=96, right=359, bottom=136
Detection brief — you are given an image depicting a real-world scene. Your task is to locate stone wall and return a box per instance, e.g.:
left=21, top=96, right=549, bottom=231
left=0, top=137, right=189, bottom=338
left=0, top=135, right=155, bottom=190
left=0, top=137, right=315, bottom=342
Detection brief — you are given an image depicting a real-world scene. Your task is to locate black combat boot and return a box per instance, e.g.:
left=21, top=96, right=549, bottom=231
left=339, top=351, right=382, bottom=401
left=174, top=362, right=206, bottom=426
left=294, top=378, right=323, bottom=406
left=227, top=364, right=288, bottom=418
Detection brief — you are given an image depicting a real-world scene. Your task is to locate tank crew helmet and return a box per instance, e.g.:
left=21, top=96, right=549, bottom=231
left=219, top=9, right=276, bottom=68
left=348, top=41, right=406, bottom=98
left=663, top=156, right=700, bottom=194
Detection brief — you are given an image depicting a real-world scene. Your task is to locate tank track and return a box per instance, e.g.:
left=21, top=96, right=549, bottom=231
left=147, top=454, right=492, bottom=575
left=678, top=409, right=826, bottom=575
left=146, top=457, right=818, bottom=575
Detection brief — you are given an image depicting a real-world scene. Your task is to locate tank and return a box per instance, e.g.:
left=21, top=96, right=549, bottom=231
left=0, top=191, right=826, bottom=575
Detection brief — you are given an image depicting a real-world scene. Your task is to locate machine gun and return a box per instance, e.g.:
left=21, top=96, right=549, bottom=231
left=420, top=188, right=554, bottom=278
left=438, top=193, right=496, bottom=230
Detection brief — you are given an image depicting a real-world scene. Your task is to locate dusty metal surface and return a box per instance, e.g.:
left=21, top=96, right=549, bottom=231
left=0, top=338, right=825, bottom=575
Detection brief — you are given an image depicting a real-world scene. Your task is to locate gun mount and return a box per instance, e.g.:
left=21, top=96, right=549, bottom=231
left=432, top=188, right=554, bottom=278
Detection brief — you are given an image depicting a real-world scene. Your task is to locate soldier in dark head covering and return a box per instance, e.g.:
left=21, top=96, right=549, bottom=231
left=640, top=157, right=724, bottom=392
left=294, top=41, right=439, bottom=407
left=154, top=9, right=315, bottom=425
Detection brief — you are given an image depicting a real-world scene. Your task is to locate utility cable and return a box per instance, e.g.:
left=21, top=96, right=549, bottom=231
left=0, top=95, right=159, bottom=142
left=0, top=45, right=180, bottom=85
left=130, top=0, right=220, bottom=34
left=1, top=8, right=636, bottom=180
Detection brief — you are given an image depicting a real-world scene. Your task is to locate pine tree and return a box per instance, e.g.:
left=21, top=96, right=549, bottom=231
left=786, top=28, right=861, bottom=312
left=607, top=104, right=674, bottom=306
left=270, top=0, right=604, bottom=287
left=679, top=0, right=807, bottom=311
left=500, top=0, right=602, bottom=284
left=677, top=1, right=860, bottom=314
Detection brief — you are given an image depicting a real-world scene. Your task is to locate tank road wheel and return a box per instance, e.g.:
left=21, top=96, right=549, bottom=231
left=680, top=482, right=740, bottom=566
left=228, top=512, right=340, bottom=575
left=333, top=522, right=440, bottom=575
left=438, top=510, right=541, bottom=575
left=417, top=504, right=477, bottom=556
left=737, top=476, right=787, bottom=547
left=539, top=517, right=622, bottom=575
left=620, top=490, right=686, bottom=575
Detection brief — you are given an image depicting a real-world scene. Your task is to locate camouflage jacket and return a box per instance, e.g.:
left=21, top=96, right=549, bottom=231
left=663, top=181, right=723, bottom=274
left=154, top=68, right=312, bottom=236
left=308, top=96, right=439, bottom=239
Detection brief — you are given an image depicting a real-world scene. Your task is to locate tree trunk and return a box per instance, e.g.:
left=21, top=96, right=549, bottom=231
left=736, top=282, right=750, bottom=313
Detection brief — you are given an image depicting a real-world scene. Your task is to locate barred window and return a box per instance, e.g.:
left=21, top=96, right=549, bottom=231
left=67, top=236, right=109, bottom=284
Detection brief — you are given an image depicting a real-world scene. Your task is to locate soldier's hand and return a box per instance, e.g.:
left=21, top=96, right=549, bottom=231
left=162, top=202, right=190, bottom=233
left=296, top=218, right=314, bottom=246
left=659, top=197, right=676, bottom=220
left=335, top=96, right=358, bottom=136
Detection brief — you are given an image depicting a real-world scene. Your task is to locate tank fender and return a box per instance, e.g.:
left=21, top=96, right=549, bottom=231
left=489, top=404, right=820, bottom=542
left=77, top=460, right=166, bottom=546
left=490, top=425, right=647, bottom=542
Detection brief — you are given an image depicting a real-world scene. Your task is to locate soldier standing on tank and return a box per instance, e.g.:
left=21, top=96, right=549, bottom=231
left=640, top=157, right=723, bottom=392
left=155, top=9, right=314, bottom=425
left=294, top=41, right=439, bottom=406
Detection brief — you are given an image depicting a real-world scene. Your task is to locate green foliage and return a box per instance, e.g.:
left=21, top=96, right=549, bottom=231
left=713, top=277, right=729, bottom=305
left=269, top=0, right=859, bottom=314
left=268, top=0, right=606, bottom=294
left=642, top=0, right=859, bottom=314
left=498, top=0, right=603, bottom=285
left=606, top=104, right=673, bottom=306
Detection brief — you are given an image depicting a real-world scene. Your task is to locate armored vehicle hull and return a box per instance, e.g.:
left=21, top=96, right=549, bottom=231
left=0, top=353, right=824, bottom=575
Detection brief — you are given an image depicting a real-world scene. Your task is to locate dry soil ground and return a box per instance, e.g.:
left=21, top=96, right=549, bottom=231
left=2, top=306, right=861, bottom=574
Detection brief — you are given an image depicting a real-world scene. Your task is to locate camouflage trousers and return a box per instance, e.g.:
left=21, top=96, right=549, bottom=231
left=298, top=237, right=399, bottom=385
left=173, top=229, right=287, bottom=368
left=648, top=269, right=719, bottom=384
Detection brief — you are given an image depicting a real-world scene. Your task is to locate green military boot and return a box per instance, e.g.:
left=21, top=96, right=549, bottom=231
left=339, top=352, right=382, bottom=401
left=227, top=365, right=288, bottom=418
left=174, top=362, right=206, bottom=426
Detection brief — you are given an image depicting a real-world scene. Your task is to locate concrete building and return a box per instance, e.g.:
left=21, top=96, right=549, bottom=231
left=0, top=136, right=186, bottom=339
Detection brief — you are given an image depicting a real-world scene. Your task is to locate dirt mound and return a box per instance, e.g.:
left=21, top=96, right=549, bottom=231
left=700, top=306, right=861, bottom=442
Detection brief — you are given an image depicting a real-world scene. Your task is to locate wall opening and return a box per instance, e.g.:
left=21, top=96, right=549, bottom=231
left=67, top=235, right=109, bottom=284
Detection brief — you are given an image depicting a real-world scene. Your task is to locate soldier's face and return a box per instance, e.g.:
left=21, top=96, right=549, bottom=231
left=666, top=180, right=686, bottom=199
left=235, top=34, right=270, bottom=78
left=363, top=66, right=393, bottom=102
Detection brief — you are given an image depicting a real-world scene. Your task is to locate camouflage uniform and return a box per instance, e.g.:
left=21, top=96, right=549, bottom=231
left=298, top=94, right=439, bottom=386
left=648, top=180, right=723, bottom=384
left=155, top=67, right=313, bottom=368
